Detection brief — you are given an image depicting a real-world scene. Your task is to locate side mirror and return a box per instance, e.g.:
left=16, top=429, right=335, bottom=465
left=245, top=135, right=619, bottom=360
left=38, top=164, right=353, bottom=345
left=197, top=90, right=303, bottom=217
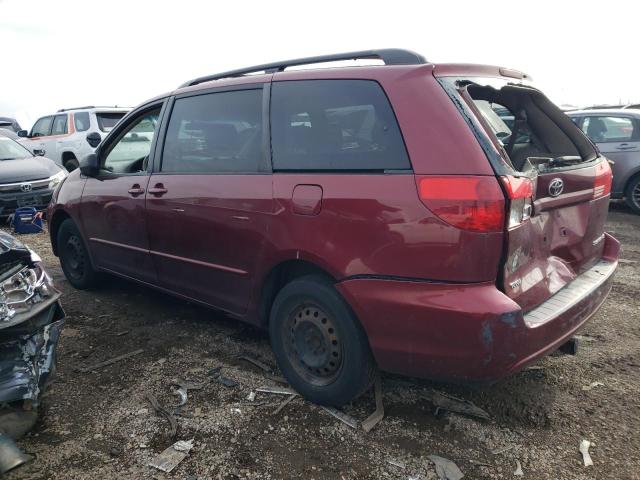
left=79, top=153, right=100, bottom=177
left=17, top=130, right=28, bottom=137
left=33, top=149, right=46, bottom=156
left=86, top=132, right=102, bottom=148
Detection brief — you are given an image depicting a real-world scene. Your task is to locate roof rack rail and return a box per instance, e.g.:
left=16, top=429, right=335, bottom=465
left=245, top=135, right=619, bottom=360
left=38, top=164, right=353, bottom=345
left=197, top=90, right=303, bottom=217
left=179, top=48, right=427, bottom=88
left=57, top=105, right=128, bottom=112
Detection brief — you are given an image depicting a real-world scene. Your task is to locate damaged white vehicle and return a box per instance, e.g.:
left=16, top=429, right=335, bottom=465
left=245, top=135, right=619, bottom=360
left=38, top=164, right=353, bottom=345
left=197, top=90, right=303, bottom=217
left=0, top=231, right=64, bottom=474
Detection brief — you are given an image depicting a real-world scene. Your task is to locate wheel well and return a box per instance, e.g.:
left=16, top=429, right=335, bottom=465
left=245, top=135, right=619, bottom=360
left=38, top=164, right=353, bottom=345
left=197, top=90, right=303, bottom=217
left=61, top=151, right=77, bottom=162
left=258, top=260, right=335, bottom=326
left=49, top=211, right=71, bottom=256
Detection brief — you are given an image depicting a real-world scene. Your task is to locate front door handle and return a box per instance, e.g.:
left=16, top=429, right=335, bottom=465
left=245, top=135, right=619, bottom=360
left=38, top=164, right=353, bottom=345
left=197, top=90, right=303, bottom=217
left=616, top=143, right=635, bottom=150
left=148, top=183, right=168, bottom=196
left=128, top=184, right=145, bottom=196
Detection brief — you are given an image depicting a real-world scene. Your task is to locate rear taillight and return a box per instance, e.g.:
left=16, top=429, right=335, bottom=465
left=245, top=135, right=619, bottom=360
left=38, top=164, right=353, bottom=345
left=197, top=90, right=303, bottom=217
left=593, top=160, right=612, bottom=199
left=501, top=176, right=533, bottom=229
left=416, top=176, right=505, bottom=232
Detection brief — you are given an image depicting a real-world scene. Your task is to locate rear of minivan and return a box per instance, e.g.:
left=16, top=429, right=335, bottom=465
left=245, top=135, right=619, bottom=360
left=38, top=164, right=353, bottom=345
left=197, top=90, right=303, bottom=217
left=336, top=64, right=618, bottom=382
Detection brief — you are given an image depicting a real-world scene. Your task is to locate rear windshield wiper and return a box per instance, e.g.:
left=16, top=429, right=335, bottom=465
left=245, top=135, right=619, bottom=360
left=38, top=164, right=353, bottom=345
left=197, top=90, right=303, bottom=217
left=526, top=156, right=582, bottom=172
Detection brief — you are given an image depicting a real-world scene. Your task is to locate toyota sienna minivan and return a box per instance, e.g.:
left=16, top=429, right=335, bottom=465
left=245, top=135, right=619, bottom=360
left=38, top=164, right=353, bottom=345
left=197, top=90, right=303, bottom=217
left=48, top=49, right=619, bottom=405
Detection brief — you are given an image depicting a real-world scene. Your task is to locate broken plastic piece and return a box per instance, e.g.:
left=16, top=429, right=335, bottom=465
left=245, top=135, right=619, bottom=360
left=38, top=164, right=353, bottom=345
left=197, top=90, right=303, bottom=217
left=173, top=387, right=188, bottom=407
left=386, top=459, right=406, bottom=469
left=582, top=381, right=604, bottom=391
left=148, top=438, right=194, bottom=473
left=247, top=391, right=256, bottom=402
left=514, top=459, right=523, bottom=476
left=580, top=439, right=593, bottom=467
left=145, top=391, right=178, bottom=438
left=428, top=455, right=464, bottom=480
left=0, top=431, right=31, bottom=474
left=272, top=394, right=296, bottom=416
left=362, top=376, right=384, bottom=432
left=217, top=376, right=238, bottom=388
left=321, top=406, right=358, bottom=429
left=428, top=391, right=490, bottom=420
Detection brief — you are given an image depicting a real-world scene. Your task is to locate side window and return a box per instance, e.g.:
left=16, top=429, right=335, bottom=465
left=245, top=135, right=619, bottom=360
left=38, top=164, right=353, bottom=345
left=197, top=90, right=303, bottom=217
left=582, top=116, right=636, bottom=143
left=103, top=109, right=160, bottom=174
left=271, top=80, right=410, bottom=171
left=51, top=114, right=68, bottom=135
left=74, top=112, right=90, bottom=132
left=161, top=89, right=263, bottom=173
left=31, top=116, right=53, bottom=137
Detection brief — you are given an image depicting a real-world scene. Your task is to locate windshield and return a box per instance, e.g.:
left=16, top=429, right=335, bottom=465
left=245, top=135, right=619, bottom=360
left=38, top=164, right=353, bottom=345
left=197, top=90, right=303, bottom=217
left=0, top=136, right=32, bottom=160
left=96, top=112, right=126, bottom=132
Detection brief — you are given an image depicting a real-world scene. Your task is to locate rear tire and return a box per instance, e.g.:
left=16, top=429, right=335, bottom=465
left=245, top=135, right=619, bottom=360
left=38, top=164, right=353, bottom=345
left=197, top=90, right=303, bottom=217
left=269, top=275, right=376, bottom=406
left=57, top=218, right=100, bottom=289
left=625, top=175, right=640, bottom=214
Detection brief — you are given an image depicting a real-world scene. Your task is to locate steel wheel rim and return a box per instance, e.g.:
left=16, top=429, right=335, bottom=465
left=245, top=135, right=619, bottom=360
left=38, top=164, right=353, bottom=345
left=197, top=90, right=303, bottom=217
left=283, top=303, right=343, bottom=386
left=632, top=182, right=640, bottom=209
left=64, top=236, right=85, bottom=279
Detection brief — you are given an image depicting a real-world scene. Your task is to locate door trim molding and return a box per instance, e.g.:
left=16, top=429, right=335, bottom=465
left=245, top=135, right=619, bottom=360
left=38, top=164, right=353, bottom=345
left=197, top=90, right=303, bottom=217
left=149, top=249, right=248, bottom=275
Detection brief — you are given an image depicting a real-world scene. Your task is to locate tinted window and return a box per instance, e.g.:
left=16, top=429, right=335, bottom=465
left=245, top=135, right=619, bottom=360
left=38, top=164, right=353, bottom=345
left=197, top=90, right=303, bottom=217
left=51, top=114, right=68, bottom=135
left=271, top=80, right=410, bottom=171
left=161, top=89, right=263, bottom=173
left=31, top=116, right=53, bottom=137
left=103, top=110, right=160, bottom=174
left=97, top=112, right=126, bottom=132
left=74, top=112, right=90, bottom=132
left=582, top=116, right=636, bottom=143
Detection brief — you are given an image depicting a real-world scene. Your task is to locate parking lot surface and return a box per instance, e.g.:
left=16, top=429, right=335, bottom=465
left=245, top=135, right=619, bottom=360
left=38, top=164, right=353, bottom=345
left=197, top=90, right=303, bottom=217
left=6, top=203, right=640, bottom=480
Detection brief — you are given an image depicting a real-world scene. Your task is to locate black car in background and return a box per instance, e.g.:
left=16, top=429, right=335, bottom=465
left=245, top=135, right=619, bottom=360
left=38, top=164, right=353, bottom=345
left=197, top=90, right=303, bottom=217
left=0, top=132, right=66, bottom=218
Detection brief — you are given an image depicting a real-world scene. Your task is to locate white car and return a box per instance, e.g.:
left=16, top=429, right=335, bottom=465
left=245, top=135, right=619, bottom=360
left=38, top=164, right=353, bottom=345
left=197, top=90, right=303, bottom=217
left=18, top=106, right=130, bottom=171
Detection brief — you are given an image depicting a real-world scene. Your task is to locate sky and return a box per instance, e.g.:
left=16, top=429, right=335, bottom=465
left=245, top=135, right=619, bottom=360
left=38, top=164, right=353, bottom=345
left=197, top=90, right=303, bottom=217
left=1, top=0, right=639, bottom=129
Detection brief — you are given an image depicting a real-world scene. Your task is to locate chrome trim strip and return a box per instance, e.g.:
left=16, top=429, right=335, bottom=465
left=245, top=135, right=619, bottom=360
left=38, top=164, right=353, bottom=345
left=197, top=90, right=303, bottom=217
left=89, top=237, right=149, bottom=254
left=524, top=259, right=617, bottom=327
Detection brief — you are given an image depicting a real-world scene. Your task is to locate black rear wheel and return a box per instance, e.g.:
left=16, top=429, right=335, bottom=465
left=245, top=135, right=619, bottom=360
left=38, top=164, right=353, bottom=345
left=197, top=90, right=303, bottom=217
left=269, top=275, right=376, bottom=406
left=625, top=176, right=640, bottom=214
left=57, top=218, right=101, bottom=289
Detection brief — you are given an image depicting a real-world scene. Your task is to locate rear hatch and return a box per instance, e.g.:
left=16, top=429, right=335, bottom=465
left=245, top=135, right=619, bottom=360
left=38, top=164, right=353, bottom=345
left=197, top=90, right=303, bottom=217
left=437, top=74, right=613, bottom=311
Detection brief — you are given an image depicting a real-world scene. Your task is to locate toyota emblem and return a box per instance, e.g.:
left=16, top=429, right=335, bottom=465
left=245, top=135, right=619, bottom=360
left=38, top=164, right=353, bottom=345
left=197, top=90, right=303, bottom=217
left=548, top=178, right=564, bottom=197
left=20, top=183, right=33, bottom=193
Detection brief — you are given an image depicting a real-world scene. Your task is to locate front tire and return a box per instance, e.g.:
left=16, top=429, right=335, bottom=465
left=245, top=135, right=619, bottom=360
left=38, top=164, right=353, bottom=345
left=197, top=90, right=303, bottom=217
left=57, top=219, right=100, bottom=289
left=269, top=275, right=376, bottom=406
left=625, top=175, right=640, bottom=214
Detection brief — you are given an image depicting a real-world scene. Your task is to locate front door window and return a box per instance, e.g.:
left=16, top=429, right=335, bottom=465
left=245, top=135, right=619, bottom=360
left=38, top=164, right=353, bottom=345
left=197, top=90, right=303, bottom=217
left=102, top=110, right=160, bottom=174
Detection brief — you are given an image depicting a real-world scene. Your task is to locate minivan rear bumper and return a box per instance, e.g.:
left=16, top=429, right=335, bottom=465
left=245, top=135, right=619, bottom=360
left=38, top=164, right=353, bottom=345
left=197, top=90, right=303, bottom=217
left=336, top=233, right=620, bottom=382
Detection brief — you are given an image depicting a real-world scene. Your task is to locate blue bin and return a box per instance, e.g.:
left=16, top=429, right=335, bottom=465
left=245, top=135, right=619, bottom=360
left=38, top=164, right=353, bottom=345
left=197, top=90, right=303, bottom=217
left=13, top=207, right=44, bottom=234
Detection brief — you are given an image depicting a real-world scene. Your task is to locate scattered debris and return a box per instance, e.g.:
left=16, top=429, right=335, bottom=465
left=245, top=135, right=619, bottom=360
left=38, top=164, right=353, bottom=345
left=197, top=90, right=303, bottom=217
left=582, top=381, right=604, bottom=391
left=256, top=386, right=298, bottom=396
left=230, top=408, right=242, bottom=414
left=237, top=355, right=272, bottom=373
left=0, top=430, right=31, bottom=475
left=580, top=439, right=594, bottom=467
left=491, top=445, right=515, bottom=455
left=386, top=459, right=406, bottom=469
left=145, top=391, right=178, bottom=438
left=76, top=349, right=144, bottom=373
left=428, top=455, right=464, bottom=480
left=362, top=376, right=385, bottom=432
left=173, top=387, right=188, bottom=407
left=272, top=394, right=296, bottom=416
left=208, top=366, right=222, bottom=378
left=217, top=376, right=238, bottom=388
left=321, top=406, right=358, bottom=429
left=469, top=460, right=492, bottom=467
left=148, top=438, right=194, bottom=473
left=574, top=334, right=596, bottom=343
left=113, top=330, right=129, bottom=337
left=428, top=390, right=490, bottom=420
left=514, top=459, right=523, bottom=476
left=173, top=379, right=203, bottom=391
left=247, top=391, right=256, bottom=402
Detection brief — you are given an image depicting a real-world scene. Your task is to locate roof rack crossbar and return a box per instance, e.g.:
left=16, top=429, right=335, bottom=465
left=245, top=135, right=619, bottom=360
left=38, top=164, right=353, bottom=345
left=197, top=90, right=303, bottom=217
left=57, top=105, right=128, bottom=112
left=180, top=48, right=427, bottom=88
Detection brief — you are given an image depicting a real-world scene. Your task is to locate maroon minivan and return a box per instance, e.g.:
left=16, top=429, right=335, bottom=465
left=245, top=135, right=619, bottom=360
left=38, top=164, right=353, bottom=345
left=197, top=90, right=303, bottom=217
left=48, top=50, right=619, bottom=405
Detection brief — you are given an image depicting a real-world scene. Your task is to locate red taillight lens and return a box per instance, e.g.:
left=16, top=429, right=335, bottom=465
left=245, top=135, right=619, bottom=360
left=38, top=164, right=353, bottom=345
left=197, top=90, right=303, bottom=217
left=593, top=160, right=612, bottom=199
left=417, top=176, right=505, bottom=232
left=501, top=176, right=534, bottom=229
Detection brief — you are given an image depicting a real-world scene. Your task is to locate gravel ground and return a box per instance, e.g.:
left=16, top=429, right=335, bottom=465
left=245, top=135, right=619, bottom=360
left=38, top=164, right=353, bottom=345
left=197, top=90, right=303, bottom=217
left=4, top=202, right=639, bottom=480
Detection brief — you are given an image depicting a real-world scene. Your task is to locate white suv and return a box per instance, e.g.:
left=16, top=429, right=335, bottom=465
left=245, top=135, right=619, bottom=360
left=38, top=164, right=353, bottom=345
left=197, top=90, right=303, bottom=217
left=18, top=106, right=130, bottom=171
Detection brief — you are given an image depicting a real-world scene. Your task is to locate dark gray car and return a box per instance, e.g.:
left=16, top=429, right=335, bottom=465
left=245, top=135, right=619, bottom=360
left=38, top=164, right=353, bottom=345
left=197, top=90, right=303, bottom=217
left=568, top=109, right=640, bottom=213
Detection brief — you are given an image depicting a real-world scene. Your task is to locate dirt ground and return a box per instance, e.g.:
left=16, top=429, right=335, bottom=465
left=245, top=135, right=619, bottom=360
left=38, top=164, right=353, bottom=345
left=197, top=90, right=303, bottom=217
left=4, top=202, right=639, bottom=480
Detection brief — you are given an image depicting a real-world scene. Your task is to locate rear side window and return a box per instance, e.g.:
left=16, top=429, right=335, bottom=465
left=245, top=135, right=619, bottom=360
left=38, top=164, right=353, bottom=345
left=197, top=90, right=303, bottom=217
left=51, top=114, right=68, bottom=135
left=74, top=112, right=90, bottom=132
left=161, top=89, right=263, bottom=173
left=31, top=116, right=53, bottom=137
left=581, top=116, right=636, bottom=143
left=271, top=80, right=410, bottom=171
left=97, top=112, right=126, bottom=132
